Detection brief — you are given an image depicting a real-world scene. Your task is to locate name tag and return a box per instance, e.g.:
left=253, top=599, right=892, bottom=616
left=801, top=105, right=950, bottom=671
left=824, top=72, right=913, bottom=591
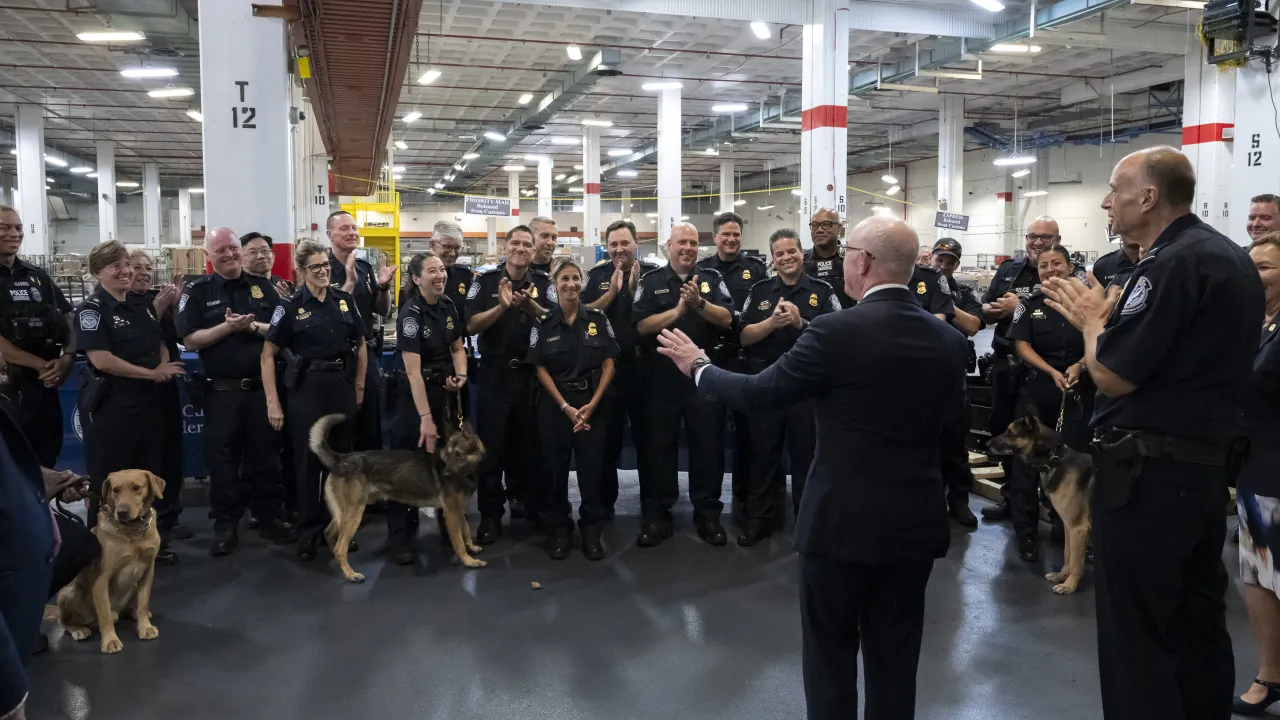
left=654, top=288, right=670, bottom=295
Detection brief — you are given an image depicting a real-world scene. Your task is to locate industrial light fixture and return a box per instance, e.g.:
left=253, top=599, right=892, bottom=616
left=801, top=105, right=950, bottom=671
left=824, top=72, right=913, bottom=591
left=750, top=22, right=771, bottom=39
left=44, top=155, right=67, bottom=167
left=77, top=30, right=145, bottom=42
left=1011, top=168, right=1031, bottom=178
left=428, top=188, right=437, bottom=194
left=434, top=181, right=445, bottom=188
left=463, top=152, right=480, bottom=159
left=1023, top=190, right=1049, bottom=197
left=881, top=173, right=899, bottom=184
left=45, top=177, right=53, bottom=183
left=86, top=172, right=99, bottom=178
left=969, top=0, right=1005, bottom=11
left=566, top=174, right=580, bottom=182
left=566, top=45, right=583, bottom=61
left=393, top=173, right=404, bottom=180
left=790, top=189, right=802, bottom=196
left=886, top=185, right=901, bottom=195
left=712, top=103, right=749, bottom=113
left=704, top=148, right=719, bottom=155
left=734, top=199, right=746, bottom=206
left=871, top=205, right=893, bottom=216
left=502, top=165, right=526, bottom=172
left=518, top=93, right=533, bottom=105
left=186, top=109, right=203, bottom=122
left=392, top=165, right=406, bottom=172
left=484, top=131, right=506, bottom=142
left=642, top=81, right=683, bottom=91
left=403, top=110, right=423, bottom=123
left=989, top=43, right=1041, bottom=53
left=617, top=170, right=638, bottom=178
left=680, top=215, right=691, bottom=221
left=568, top=186, right=584, bottom=193
left=993, top=156, right=1036, bottom=166
left=147, top=86, right=194, bottom=98
left=189, top=188, right=204, bottom=193
left=522, top=155, right=548, bottom=163
left=453, top=163, right=466, bottom=170
left=116, top=181, right=139, bottom=188
left=555, top=174, right=566, bottom=181
left=417, top=68, right=442, bottom=85
left=522, top=189, right=535, bottom=196
left=573, top=164, right=584, bottom=170
left=395, top=139, right=408, bottom=150
left=121, top=66, right=177, bottom=78
left=70, top=166, right=93, bottom=174
left=581, top=118, right=613, bottom=127
left=550, top=137, right=580, bottom=145
left=607, top=148, right=631, bottom=157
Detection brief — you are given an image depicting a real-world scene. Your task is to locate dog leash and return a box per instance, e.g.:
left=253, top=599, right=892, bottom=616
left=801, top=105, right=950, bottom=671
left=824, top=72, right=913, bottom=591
left=1056, top=390, right=1068, bottom=434
left=450, top=389, right=464, bottom=431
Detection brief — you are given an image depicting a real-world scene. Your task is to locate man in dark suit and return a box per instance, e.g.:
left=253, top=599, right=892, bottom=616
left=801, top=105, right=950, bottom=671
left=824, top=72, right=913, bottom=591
left=657, top=217, right=969, bottom=720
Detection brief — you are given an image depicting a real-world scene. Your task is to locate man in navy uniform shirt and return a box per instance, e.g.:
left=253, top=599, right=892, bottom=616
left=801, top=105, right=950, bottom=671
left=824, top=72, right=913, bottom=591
left=803, top=207, right=852, bottom=310
left=1089, top=234, right=1141, bottom=290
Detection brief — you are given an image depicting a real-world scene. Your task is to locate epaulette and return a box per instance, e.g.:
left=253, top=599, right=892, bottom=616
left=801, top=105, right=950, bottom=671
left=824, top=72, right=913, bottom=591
left=585, top=306, right=606, bottom=316
left=530, top=267, right=550, bottom=278
left=594, top=259, right=610, bottom=267
left=476, top=266, right=502, bottom=276
left=808, top=276, right=835, bottom=291
left=915, top=264, right=942, bottom=276
left=639, top=266, right=665, bottom=278
left=454, top=263, right=473, bottom=271
left=185, top=275, right=213, bottom=287
left=748, top=276, right=777, bottom=291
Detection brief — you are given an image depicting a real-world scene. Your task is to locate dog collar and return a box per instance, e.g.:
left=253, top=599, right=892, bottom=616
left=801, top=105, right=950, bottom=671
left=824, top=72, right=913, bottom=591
left=1035, top=443, right=1068, bottom=474
left=104, top=508, right=155, bottom=535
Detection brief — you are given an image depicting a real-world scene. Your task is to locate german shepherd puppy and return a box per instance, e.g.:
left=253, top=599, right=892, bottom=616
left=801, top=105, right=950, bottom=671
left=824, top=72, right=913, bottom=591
left=988, top=411, right=1094, bottom=595
left=309, top=413, right=487, bottom=582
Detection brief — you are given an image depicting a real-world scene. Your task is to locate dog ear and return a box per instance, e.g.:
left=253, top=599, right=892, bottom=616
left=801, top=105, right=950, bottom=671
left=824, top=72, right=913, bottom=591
left=1022, top=404, right=1041, bottom=422
left=145, top=472, right=166, bottom=501
left=100, top=475, right=114, bottom=504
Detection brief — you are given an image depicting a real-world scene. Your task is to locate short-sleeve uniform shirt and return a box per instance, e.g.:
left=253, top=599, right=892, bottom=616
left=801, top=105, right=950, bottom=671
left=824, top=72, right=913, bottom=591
left=75, top=287, right=166, bottom=410
left=910, top=265, right=956, bottom=320
left=581, top=259, right=659, bottom=357
left=444, top=264, right=474, bottom=321
left=328, top=251, right=379, bottom=340
left=1092, top=248, right=1138, bottom=290
left=983, top=257, right=1040, bottom=352
left=175, top=272, right=281, bottom=379
left=465, top=264, right=553, bottom=363
left=738, top=273, right=841, bottom=369
left=265, top=285, right=366, bottom=360
left=804, top=245, right=852, bottom=310
left=397, top=293, right=461, bottom=372
left=631, top=265, right=735, bottom=352
left=1008, top=294, right=1082, bottom=373
left=0, top=258, right=71, bottom=360
left=526, top=305, right=619, bottom=385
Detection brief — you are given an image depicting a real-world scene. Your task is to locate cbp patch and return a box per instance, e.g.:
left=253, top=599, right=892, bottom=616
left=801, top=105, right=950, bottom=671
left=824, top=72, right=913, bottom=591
left=718, top=280, right=730, bottom=297
left=529, top=327, right=539, bottom=346
left=547, top=284, right=558, bottom=303
left=829, top=294, right=841, bottom=312
left=403, top=317, right=420, bottom=338
left=1012, top=303, right=1026, bottom=323
left=634, top=282, right=644, bottom=302
left=79, top=309, right=101, bottom=331
left=270, top=306, right=285, bottom=326
left=467, top=282, right=480, bottom=300
left=178, top=294, right=189, bottom=313
left=1122, top=276, right=1150, bottom=316
left=938, top=275, right=951, bottom=295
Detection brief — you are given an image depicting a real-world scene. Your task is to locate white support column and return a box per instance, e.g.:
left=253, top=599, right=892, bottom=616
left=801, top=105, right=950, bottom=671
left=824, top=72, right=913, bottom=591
left=1182, top=51, right=1235, bottom=236
left=799, top=0, right=850, bottom=248
left=486, top=216, right=498, bottom=256
left=14, top=104, right=48, bottom=257
left=142, top=162, right=161, bottom=250
left=96, top=140, right=117, bottom=243
left=657, top=87, right=682, bottom=236
left=198, top=0, right=291, bottom=247
left=1231, top=64, right=1280, bottom=245
left=937, top=95, right=965, bottom=242
left=537, top=156, right=553, bottom=218
left=177, top=188, right=192, bottom=245
left=719, top=160, right=735, bottom=214
left=583, top=125, right=602, bottom=251
left=621, top=189, right=632, bottom=221
left=508, top=170, right=521, bottom=230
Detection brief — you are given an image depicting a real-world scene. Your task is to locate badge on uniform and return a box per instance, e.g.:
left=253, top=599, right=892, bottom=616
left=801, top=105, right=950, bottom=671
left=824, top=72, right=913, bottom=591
left=916, top=281, right=926, bottom=295
left=297, top=311, right=312, bottom=320
left=701, top=281, right=711, bottom=294
left=447, top=316, right=454, bottom=331
left=339, top=299, right=349, bottom=312
left=587, top=322, right=598, bottom=337
left=1272, top=323, right=1278, bottom=332
left=1031, top=309, right=1046, bottom=319
left=599, top=281, right=610, bottom=290
left=250, top=285, right=264, bottom=299
left=530, top=286, right=539, bottom=298
left=458, top=282, right=466, bottom=295
left=757, top=300, right=771, bottom=311
left=742, top=270, right=751, bottom=280
left=808, top=293, right=818, bottom=307
left=79, top=310, right=100, bottom=331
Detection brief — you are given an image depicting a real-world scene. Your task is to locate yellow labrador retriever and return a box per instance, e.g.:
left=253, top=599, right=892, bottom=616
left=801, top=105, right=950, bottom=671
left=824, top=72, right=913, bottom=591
left=56, top=470, right=165, bottom=654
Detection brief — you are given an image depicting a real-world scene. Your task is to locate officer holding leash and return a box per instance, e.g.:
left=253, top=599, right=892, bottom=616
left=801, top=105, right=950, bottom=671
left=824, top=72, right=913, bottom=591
left=1044, top=147, right=1261, bottom=720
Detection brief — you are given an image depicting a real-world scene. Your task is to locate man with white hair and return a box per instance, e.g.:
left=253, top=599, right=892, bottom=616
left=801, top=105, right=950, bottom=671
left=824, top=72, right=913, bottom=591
left=657, top=216, right=968, bottom=720
left=528, top=216, right=559, bottom=275
left=633, top=222, right=735, bottom=547
left=430, top=219, right=474, bottom=314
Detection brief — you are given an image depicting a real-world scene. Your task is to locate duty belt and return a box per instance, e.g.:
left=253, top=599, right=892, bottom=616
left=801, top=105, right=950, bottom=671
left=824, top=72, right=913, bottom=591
left=557, top=378, right=591, bottom=392
left=210, top=377, right=262, bottom=391
left=1095, top=427, right=1229, bottom=467
left=310, top=358, right=348, bottom=371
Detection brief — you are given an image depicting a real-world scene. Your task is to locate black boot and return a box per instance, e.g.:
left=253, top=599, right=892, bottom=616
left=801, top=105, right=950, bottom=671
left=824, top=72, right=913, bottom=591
left=245, top=513, right=261, bottom=530
left=387, top=536, right=416, bottom=566
left=549, top=527, right=572, bottom=560
left=1018, top=534, right=1039, bottom=562
left=637, top=516, right=672, bottom=547
left=259, top=517, right=298, bottom=544
left=580, top=523, right=604, bottom=561
left=949, top=501, right=978, bottom=528
left=736, top=519, right=770, bottom=547
left=982, top=499, right=1011, bottom=521
left=297, top=534, right=318, bottom=562
left=476, top=517, right=501, bottom=545
left=168, top=523, right=194, bottom=540
left=696, top=516, right=727, bottom=546
left=210, top=526, right=238, bottom=557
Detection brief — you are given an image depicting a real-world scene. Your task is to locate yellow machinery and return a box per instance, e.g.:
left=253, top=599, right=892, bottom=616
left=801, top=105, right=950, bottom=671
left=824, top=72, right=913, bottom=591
left=339, top=169, right=401, bottom=305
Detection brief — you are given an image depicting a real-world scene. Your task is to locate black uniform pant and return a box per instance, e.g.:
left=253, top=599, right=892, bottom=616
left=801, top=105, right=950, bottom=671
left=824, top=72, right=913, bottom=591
left=386, top=375, right=449, bottom=544
left=940, top=391, right=974, bottom=509
left=4, top=377, right=63, bottom=467
left=83, top=391, right=170, bottom=530
left=47, top=512, right=99, bottom=600
left=204, top=385, right=283, bottom=529
left=350, top=348, right=383, bottom=452
left=601, top=354, right=649, bottom=513
left=1010, top=373, right=1094, bottom=540
left=800, top=553, right=934, bottom=720
left=287, top=368, right=357, bottom=541
left=275, top=373, right=296, bottom=516
left=1092, top=456, right=1232, bottom=720
left=476, top=362, right=542, bottom=521
left=156, top=381, right=184, bottom=532
left=643, top=366, right=725, bottom=522
left=538, top=385, right=607, bottom=530
left=988, top=357, right=1021, bottom=505
left=746, top=398, right=815, bottom=522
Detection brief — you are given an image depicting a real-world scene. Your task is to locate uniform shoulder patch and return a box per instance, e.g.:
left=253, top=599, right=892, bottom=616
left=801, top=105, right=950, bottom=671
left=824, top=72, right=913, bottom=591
left=938, top=274, right=951, bottom=295
left=829, top=294, right=842, bottom=312
left=1012, top=302, right=1026, bottom=323
left=270, top=305, right=286, bottom=326
left=79, top=309, right=101, bottom=331
left=547, top=283, right=558, bottom=303
left=1121, top=276, right=1151, bottom=316
left=402, top=316, right=420, bottom=338
left=529, top=326, right=539, bottom=346
left=466, top=281, right=481, bottom=300
left=178, top=293, right=189, bottom=313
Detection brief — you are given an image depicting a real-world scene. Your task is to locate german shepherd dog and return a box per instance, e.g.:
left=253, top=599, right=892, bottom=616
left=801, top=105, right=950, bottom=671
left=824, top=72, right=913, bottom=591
left=988, top=411, right=1095, bottom=595
left=308, top=411, right=487, bottom=583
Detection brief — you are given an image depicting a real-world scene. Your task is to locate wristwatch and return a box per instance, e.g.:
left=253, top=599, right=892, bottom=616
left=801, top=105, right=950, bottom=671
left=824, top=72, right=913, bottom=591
left=691, top=357, right=712, bottom=374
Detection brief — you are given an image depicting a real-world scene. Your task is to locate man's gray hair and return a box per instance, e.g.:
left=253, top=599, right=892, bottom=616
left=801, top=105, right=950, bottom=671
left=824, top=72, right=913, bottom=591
left=431, top=220, right=463, bottom=243
left=529, top=216, right=556, bottom=229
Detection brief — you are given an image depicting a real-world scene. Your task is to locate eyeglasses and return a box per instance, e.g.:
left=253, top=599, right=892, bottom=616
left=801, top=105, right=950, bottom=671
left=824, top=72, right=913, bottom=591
left=433, top=242, right=461, bottom=252
left=844, top=244, right=875, bottom=261
left=1025, top=233, right=1058, bottom=243
left=303, top=263, right=330, bottom=275
left=244, top=248, right=272, bottom=258
left=809, top=221, right=840, bottom=231
left=102, top=260, right=132, bottom=274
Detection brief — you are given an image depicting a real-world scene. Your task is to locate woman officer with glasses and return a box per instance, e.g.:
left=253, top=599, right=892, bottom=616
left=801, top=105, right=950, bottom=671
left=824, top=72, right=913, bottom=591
left=262, top=240, right=368, bottom=562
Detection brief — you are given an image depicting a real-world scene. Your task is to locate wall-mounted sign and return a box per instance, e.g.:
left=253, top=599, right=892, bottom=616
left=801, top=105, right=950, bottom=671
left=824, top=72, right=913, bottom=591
left=464, top=196, right=512, bottom=217
left=935, top=211, right=970, bottom=231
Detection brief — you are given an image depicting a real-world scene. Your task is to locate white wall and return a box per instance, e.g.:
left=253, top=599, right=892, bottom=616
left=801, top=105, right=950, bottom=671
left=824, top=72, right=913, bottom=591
left=48, top=195, right=207, bottom=255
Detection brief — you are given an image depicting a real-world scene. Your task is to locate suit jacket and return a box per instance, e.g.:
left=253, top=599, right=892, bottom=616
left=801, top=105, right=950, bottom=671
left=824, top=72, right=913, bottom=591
left=1239, top=319, right=1280, bottom=496
left=698, top=286, right=969, bottom=564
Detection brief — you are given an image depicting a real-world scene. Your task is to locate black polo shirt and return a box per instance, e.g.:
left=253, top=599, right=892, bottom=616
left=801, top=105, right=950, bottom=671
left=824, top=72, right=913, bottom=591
left=444, top=264, right=474, bottom=320
left=0, top=257, right=71, bottom=360
left=176, top=272, right=281, bottom=379
left=910, top=265, right=955, bottom=320
left=465, top=263, right=553, bottom=363
left=581, top=259, right=659, bottom=357
left=1008, top=294, right=1082, bottom=373
left=76, top=287, right=166, bottom=410
left=982, top=257, right=1040, bottom=353
left=1092, top=248, right=1138, bottom=289
left=527, top=305, right=619, bottom=385
left=738, top=272, right=840, bottom=369
left=698, top=252, right=767, bottom=309
left=530, top=260, right=553, bottom=276
left=949, top=278, right=985, bottom=331
left=631, top=264, right=735, bottom=352
left=397, top=293, right=462, bottom=372
left=265, top=284, right=366, bottom=361
left=1094, top=214, right=1264, bottom=442
left=804, top=245, right=852, bottom=309
left=328, top=250, right=379, bottom=340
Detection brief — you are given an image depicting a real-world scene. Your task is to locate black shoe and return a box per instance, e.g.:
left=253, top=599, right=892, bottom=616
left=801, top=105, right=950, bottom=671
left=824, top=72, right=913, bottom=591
left=210, top=528, right=238, bottom=557
left=696, top=518, right=728, bottom=546
left=297, top=535, right=318, bottom=562
left=476, top=517, right=500, bottom=545
left=168, top=523, right=194, bottom=540
left=245, top=514, right=261, bottom=530
left=549, top=529, right=572, bottom=560
left=949, top=502, right=979, bottom=528
left=581, top=526, right=604, bottom=561
left=347, top=539, right=359, bottom=553
left=387, top=541, right=416, bottom=566
left=736, top=520, right=771, bottom=547
left=509, top=500, right=527, bottom=520
left=155, top=547, right=179, bottom=566
left=981, top=500, right=1011, bottom=521
left=1234, top=679, right=1280, bottom=716
left=259, top=518, right=299, bottom=544
left=637, top=518, right=672, bottom=547
left=1085, top=546, right=1095, bottom=564
left=1018, top=535, right=1039, bottom=562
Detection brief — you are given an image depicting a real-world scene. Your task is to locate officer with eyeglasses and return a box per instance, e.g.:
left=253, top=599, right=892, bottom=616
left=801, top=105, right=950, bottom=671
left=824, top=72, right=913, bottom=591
left=980, top=216, right=1060, bottom=522
left=803, top=208, right=853, bottom=310
left=240, top=232, right=295, bottom=298
left=429, top=220, right=474, bottom=315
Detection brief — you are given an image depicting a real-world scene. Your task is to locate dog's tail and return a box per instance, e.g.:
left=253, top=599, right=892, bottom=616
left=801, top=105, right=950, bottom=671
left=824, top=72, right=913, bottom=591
left=308, top=414, right=348, bottom=471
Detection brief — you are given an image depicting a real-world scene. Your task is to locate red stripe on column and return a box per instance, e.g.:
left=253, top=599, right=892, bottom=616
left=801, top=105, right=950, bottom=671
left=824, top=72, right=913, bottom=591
left=801, top=105, right=846, bottom=131
left=1182, top=123, right=1233, bottom=145
left=585, top=183, right=601, bottom=195
left=511, top=208, right=519, bottom=216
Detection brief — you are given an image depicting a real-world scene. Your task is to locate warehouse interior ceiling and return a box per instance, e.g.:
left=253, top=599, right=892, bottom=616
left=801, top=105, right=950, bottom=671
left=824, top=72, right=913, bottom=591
left=0, top=0, right=1199, bottom=202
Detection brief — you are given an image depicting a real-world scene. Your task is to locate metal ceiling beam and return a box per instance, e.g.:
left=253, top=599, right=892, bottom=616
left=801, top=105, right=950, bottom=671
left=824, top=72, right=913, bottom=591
left=1032, top=23, right=1196, bottom=53
left=1060, top=57, right=1184, bottom=105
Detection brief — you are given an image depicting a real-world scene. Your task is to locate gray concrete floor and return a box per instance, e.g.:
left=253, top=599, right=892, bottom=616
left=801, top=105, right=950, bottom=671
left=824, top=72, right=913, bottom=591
left=26, top=472, right=1257, bottom=720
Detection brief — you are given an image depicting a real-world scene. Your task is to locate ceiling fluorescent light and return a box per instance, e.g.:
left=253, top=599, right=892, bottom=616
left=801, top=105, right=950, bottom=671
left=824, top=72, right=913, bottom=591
left=581, top=119, right=613, bottom=127
left=454, top=163, right=466, bottom=170
left=645, top=213, right=659, bottom=218
left=189, top=188, right=204, bottom=193
left=642, top=81, right=683, bottom=91
left=703, top=148, right=719, bottom=155
left=990, top=43, right=1041, bottom=53
left=434, top=181, right=445, bottom=188
left=147, top=87, right=194, bottom=98
left=115, top=181, right=139, bottom=188
left=428, top=188, right=437, bottom=194
left=756, top=205, right=775, bottom=211
left=393, top=174, right=404, bottom=180
left=607, top=148, right=631, bottom=157
left=392, top=165, right=406, bottom=172
left=502, top=165, right=526, bottom=172
left=70, top=166, right=93, bottom=174
left=186, top=109, right=203, bottom=122
left=46, top=177, right=53, bottom=183
left=617, top=170, right=638, bottom=178
left=550, top=136, right=580, bottom=145
left=555, top=174, right=566, bottom=181
left=44, top=155, right=67, bottom=167
left=121, top=66, right=177, bottom=78
left=712, top=103, right=749, bottom=113
left=573, top=164, right=584, bottom=170
left=1023, top=190, right=1049, bottom=197
left=733, top=198, right=746, bottom=206
left=394, top=139, right=408, bottom=150
left=790, top=189, right=802, bottom=196
left=886, top=185, right=901, bottom=195
left=77, top=30, right=145, bottom=42
left=881, top=173, right=898, bottom=184
left=522, top=155, right=547, bottom=163
left=402, top=110, right=423, bottom=123
left=993, top=155, right=1036, bottom=166
left=417, top=68, right=442, bottom=85
left=463, top=152, right=480, bottom=159
left=568, top=187, right=584, bottom=193
left=750, top=22, right=771, bottom=39
left=484, top=131, right=506, bottom=142
left=86, top=172, right=98, bottom=178
left=1011, top=168, right=1031, bottom=178
left=566, top=45, right=583, bottom=61
left=969, top=0, right=1005, bottom=11
left=518, top=93, right=534, bottom=105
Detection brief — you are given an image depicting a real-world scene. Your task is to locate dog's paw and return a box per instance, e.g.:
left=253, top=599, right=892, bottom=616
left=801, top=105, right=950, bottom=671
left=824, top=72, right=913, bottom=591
left=344, top=572, right=366, bottom=583
left=1052, top=582, right=1079, bottom=595
left=100, top=636, right=123, bottom=654
left=463, top=557, right=487, bottom=568
left=1045, top=572, right=1066, bottom=583
left=137, top=624, right=159, bottom=641
left=67, top=626, right=92, bottom=641
left=467, top=544, right=483, bottom=555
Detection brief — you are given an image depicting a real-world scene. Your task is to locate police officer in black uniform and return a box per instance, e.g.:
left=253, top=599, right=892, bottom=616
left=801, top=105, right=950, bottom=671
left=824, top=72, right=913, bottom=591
left=241, top=231, right=295, bottom=299
left=327, top=211, right=394, bottom=456
left=979, top=216, right=1060, bottom=521
left=178, top=228, right=294, bottom=556
left=76, top=241, right=186, bottom=565
left=466, top=225, right=552, bottom=543
left=931, top=238, right=983, bottom=528
left=633, top=222, right=735, bottom=547
left=1006, top=244, right=1095, bottom=562
left=1043, top=147, right=1260, bottom=720
left=803, top=207, right=852, bottom=309
left=0, top=205, right=75, bottom=467
left=1089, top=234, right=1141, bottom=290
left=430, top=220, right=474, bottom=314
left=528, top=216, right=559, bottom=276
left=387, top=251, right=468, bottom=565
left=583, top=219, right=658, bottom=517
left=735, top=228, right=840, bottom=546
left=263, top=239, right=368, bottom=562
left=530, top=257, right=618, bottom=560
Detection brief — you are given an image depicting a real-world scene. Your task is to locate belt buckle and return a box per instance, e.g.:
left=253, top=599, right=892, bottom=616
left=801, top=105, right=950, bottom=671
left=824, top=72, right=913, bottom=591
left=239, top=378, right=253, bottom=391
left=508, top=358, right=521, bottom=369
